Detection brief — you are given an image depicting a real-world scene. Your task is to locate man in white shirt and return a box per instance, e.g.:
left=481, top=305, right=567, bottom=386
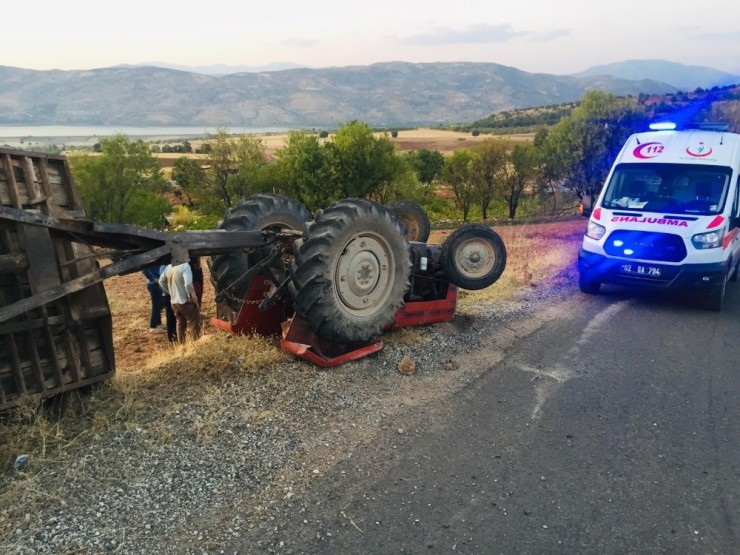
left=159, top=256, right=202, bottom=343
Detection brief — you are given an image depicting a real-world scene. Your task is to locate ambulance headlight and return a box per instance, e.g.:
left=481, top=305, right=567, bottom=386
left=692, top=229, right=724, bottom=249
left=586, top=220, right=606, bottom=241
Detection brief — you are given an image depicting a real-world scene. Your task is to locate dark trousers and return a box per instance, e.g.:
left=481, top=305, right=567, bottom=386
left=147, top=283, right=166, bottom=328
left=171, top=301, right=202, bottom=344
left=163, top=294, right=177, bottom=342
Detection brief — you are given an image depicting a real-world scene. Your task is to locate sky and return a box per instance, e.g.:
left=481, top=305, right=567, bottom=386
left=3, top=0, right=740, bottom=75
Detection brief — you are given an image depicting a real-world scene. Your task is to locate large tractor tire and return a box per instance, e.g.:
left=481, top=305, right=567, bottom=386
left=386, top=200, right=431, bottom=243
left=290, top=199, right=412, bottom=343
left=208, top=194, right=311, bottom=319
left=440, top=224, right=507, bottom=290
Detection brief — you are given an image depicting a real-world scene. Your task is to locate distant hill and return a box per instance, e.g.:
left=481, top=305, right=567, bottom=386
left=578, top=59, right=740, bottom=91
left=0, top=61, right=677, bottom=128
left=116, top=61, right=307, bottom=75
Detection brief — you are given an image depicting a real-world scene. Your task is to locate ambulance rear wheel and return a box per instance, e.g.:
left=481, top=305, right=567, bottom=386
left=386, top=200, right=431, bottom=243
left=440, top=225, right=506, bottom=290
left=208, top=194, right=311, bottom=318
left=290, top=199, right=411, bottom=343
left=578, top=272, right=601, bottom=295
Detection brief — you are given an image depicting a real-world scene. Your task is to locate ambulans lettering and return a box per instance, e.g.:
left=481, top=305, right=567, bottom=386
left=611, top=216, right=689, bottom=227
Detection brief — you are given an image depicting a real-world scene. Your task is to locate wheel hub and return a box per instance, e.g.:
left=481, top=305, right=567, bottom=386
left=455, top=239, right=494, bottom=278
left=336, top=235, right=393, bottom=315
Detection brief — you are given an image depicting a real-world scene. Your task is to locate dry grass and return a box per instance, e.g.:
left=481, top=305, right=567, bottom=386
left=0, top=217, right=585, bottom=517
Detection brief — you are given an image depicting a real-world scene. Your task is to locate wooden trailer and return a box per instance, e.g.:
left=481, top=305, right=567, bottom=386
left=0, top=148, right=289, bottom=410
left=0, top=147, right=115, bottom=410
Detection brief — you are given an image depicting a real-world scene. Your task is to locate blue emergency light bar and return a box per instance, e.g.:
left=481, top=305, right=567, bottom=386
left=648, top=121, right=729, bottom=132
left=649, top=122, right=676, bottom=131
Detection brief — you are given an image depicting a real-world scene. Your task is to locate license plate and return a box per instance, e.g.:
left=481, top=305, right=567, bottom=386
left=619, top=263, right=662, bottom=277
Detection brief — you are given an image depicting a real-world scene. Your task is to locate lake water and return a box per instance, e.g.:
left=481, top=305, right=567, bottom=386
left=0, top=125, right=291, bottom=139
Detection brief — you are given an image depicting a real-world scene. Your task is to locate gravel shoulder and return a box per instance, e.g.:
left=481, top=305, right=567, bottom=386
left=0, top=220, right=583, bottom=554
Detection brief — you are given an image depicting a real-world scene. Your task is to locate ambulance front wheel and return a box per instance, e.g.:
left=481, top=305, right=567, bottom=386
left=578, top=272, right=601, bottom=295
left=703, top=276, right=726, bottom=311
left=729, top=259, right=739, bottom=282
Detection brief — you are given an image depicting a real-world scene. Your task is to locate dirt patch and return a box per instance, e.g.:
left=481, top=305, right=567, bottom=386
left=108, top=218, right=583, bottom=374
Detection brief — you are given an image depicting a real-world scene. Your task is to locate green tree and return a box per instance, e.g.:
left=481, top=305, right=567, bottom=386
left=498, top=142, right=539, bottom=219
left=404, top=149, right=445, bottom=185
left=373, top=155, right=421, bottom=205
left=441, top=150, right=477, bottom=221
left=545, top=90, right=646, bottom=200
left=533, top=126, right=568, bottom=213
left=330, top=120, right=399, bottom=199
left=469, top=139, right=509, bottom=219
left=194, top=129, right=269, bottom=214
left=68, top=134, right=168, bottom=227
left=171, top=157, right=206, bottom=193
left=272, top=130, right=334, bottom=211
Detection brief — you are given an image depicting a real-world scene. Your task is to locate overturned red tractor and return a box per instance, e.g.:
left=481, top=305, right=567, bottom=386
left=0, top=147, right=506, bottom=409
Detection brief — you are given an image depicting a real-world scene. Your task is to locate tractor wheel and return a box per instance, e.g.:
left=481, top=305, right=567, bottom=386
left=208, top=194, right=311, bottom=319
left=386, top=200, right=431, bottom=242
left=440, top=224, right=507, bottom=290
left=290, top=199, right=412, bottom=343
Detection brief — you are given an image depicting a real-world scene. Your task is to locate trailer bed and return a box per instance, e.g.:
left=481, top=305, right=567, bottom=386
left=0, top=147, right=114, bottom=410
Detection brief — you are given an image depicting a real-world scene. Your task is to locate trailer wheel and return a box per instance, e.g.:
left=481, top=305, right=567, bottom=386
left=208, top=194, right=311, bottom=317
left=440, top=224, right=506, bottom=290
left=290, top=199, right=411, bottom=343
left=386, top=200, right=431, bottom=243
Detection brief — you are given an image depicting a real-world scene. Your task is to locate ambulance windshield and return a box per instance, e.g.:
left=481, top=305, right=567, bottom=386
left=601, top=163, right=732, bottom=215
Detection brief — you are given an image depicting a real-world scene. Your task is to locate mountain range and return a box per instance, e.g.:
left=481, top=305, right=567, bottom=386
left=0, top=60, right=737, bottom=128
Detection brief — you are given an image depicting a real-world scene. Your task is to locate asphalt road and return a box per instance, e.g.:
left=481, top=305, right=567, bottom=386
left=236, top=283, right=739, bottom=554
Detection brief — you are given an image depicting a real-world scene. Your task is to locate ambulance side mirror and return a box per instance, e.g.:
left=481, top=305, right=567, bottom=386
left=579, top=194, right=594, bottom=218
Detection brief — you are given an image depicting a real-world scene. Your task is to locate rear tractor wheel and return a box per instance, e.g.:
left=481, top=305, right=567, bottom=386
left=208, top=194, right=311, bottom=321
left=386, top=200, right=431, bottom=243
left=290, top=199, right=412, bottom=343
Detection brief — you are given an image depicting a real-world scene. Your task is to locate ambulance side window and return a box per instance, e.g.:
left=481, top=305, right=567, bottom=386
left=734, top=177, right=740, bottom=223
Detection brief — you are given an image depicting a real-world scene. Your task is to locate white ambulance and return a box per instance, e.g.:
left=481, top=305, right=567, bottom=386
left=577, top=122, right=740, bottom=310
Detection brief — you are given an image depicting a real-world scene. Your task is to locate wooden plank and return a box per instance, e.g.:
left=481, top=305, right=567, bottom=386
left=62, top=330, right=82, bottom=383
left=6, top=333, right=27, bottom=395
left=0, top=244, right=170, bottom=324
left=63, top=160, right=84, bottom=211
left=21, top=156, right=46, bottom=206
left=24, top=329, right=48, bottom=391
left=37, top=159, right=64, bottom=217
left=0, top=252, right=28, bottom=273
left=43, top=330, right=65, bottom=387
left=20, top=225, right=62, bottom=295
left=1, top=153, right=21, bottom=209
left=0, top=314, right=66, bottom=335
